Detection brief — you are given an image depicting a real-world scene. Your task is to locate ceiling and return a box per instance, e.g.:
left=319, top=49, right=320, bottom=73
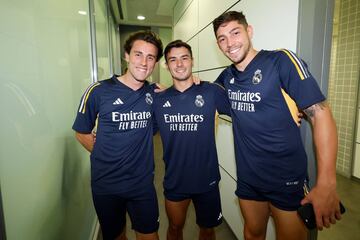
left=110, top=0, right=177, bottom=27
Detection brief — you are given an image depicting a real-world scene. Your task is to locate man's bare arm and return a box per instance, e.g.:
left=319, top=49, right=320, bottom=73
left=75, top=132, right=95, bottom=152
left=302, top=101, right=341, bottom=230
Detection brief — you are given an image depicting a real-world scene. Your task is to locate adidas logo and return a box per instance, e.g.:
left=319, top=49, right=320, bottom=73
left=229, top=78, right=235, bottom=84
left=217, top=212, right=223, bottom=221
left=113, top=98, right=124, bottom=105
left=163, top=101, right=171, bottom=107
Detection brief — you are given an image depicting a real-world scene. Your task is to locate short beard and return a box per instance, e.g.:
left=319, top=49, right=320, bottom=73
left=230, top=43, right=251, bottom=65
left=232, top=55, right=246, bottom=65
left=135, top=78, right=146, bottom=83
left=172, top=73, right=192, bottom=82
left=129, top=70, right=148, bottom=83
left=173, top=77, right=189, bottom=82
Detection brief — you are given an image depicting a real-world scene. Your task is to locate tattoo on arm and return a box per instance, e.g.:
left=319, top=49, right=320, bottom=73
left=303, top=101, right=327, bottom=118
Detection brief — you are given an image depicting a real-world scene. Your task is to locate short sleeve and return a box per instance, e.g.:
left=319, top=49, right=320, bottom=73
left=276, top=49, right=325, bottom=110
left=72, top=82, right=100, bottom=133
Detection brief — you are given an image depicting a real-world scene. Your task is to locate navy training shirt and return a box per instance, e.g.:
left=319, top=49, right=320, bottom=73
left=153, top=81, right=230, bottom=194
left=215, top=49, right=325, bottom=191
left=72, top=75, right=155, bottom=194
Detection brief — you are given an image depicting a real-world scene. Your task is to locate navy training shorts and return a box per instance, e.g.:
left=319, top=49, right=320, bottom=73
left=92, top=184, right=159, bottom=240
left=165, top=185, right=223, bottom=228
left=235, top=179, right=307, bottom=211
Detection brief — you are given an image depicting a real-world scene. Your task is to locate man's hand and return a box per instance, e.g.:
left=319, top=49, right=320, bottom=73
left=301, top=184, right=341, bottom=230
left=154, top=83, right=166, bottom=93
left=297, top=111, right=304, bottom=126
left=192, top=75, right=201, bottom=85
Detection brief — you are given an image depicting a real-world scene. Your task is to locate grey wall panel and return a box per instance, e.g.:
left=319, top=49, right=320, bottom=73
left=297, top=0, right=335, bottom=189
left=198, top=0, right=239, bottom=31
left=218, top=167, right=242, bottom=239
left=231, top=0, right=299, bottom=52
left=174, top=0, right=194, bottom=25
left=198, top=26, right=230, bottom=71
left=216, top=118, right=237, bottom=180
left=173, top=0, right=199, bottom=41
left=198, top=68, right=224, bottom=82
left=188, top=36, right=199, bottom=72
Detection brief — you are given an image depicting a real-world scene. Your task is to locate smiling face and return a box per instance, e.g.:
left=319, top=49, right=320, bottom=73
left=125, top=40, right=158, bottom=83
left=166, top=46, right=193, bottom=82
left=216, top=20, right=253, bottom=66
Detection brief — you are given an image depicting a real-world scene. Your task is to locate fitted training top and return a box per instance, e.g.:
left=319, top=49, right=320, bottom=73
left=72, top=75, right=155, bottom=194
left=153, top=81, right=230, bottom=193
left=215, top=49, right=325, bottom=191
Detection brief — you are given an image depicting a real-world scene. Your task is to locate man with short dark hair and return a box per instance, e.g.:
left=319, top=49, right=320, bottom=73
left=213, top=10, right=341, bottom=240
left=73, top=30, right=163, bottom=240
left=153, top=40, right=230, bottom=240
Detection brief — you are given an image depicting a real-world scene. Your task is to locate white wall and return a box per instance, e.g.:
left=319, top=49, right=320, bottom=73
left=173, top=0, right=299, bottom=239
left=158, top=27, right=173, bottom=87
left=0, top=0, right=98, bottom=239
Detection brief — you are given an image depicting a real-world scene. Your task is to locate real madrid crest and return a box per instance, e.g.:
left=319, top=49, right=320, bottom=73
left=195, top=95, right=204, bottom=107
left=252, top=69, right=262, bottom=84
left=145, top=93, right=153, bottom=105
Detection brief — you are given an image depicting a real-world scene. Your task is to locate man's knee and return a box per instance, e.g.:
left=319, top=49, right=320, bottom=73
left=243, top=224, right=267, bottom=240
left=167, top=223, right=184, bottom=240
left=115, top=228, right=127, bottom=240
left=168, top=221, right=185, bottom=232
left=199, top=227, right=215, bottom=240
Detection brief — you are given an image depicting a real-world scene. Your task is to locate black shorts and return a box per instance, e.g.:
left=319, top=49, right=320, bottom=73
left=92, top=184, right=159, bottom=240
left=235, top=179, right=307, bottom=211
left=165, top=185, right=223, bottom=228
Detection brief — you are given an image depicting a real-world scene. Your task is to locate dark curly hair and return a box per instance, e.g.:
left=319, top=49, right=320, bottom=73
left=213, top=11, right=248, bottom=36
left=123, top=30, right=163, bottom=61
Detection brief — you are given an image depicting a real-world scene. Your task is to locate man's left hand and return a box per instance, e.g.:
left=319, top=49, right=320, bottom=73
left=301, top=183, right=342, bottom=230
